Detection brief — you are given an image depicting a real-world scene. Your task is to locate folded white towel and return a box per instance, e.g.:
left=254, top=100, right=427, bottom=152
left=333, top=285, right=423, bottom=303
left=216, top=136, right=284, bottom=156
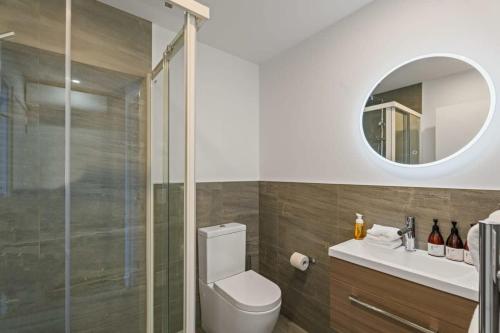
left=364, top=235, right=402, bottom=249
left=467, top=224, right=480, bottom=272
left=367, top=224, right=401, bottom=242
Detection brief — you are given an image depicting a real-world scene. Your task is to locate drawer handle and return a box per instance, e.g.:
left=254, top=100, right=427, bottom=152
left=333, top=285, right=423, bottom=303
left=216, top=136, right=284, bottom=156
left=348, top=296, right=437, bottom=333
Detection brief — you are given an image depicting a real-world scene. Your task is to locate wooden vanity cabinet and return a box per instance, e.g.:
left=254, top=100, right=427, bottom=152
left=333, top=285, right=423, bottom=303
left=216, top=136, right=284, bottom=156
left=330, top=258, right=477, bottom=333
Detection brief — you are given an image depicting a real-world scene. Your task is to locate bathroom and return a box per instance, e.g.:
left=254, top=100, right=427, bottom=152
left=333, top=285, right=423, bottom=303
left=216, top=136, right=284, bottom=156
left=1, top=0, right=499, bottom=332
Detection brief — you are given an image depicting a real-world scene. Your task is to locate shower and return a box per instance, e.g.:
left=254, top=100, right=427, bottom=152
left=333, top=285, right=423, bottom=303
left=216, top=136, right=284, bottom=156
left=0, top=1, right=208, bottom=332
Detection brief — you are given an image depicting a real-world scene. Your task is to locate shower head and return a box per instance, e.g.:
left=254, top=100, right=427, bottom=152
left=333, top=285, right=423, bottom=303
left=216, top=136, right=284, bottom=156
left=0, top=31, right=15, bottom=40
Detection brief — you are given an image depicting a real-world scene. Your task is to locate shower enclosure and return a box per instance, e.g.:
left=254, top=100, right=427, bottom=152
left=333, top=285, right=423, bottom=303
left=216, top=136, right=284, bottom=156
left=363, top=101, right=421, bottom=164
left=0, top=1, right=208, bottom=332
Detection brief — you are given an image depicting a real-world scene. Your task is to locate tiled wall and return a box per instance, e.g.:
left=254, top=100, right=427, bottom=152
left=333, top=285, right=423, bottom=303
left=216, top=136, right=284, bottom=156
left=197, top=182, right=260, bottom=271
left=154, top=181, right=260, bottom=333
left=259, top=181, right=500, bottom=332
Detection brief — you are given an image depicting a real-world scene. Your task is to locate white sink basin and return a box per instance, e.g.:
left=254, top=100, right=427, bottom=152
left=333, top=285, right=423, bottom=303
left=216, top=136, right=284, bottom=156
left=329, top=239, right=478, bottom=301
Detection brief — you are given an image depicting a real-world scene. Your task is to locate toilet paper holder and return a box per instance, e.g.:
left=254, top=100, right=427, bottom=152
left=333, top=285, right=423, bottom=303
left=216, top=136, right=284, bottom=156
left=290, top=252, right=317, bottom=271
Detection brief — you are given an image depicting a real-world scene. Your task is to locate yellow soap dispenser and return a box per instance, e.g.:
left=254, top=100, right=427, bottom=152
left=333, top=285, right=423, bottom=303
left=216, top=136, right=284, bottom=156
left=354, top=213, right=366, bottom=240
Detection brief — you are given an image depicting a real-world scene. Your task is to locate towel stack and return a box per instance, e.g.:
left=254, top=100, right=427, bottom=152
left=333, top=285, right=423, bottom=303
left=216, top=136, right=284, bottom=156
left=364, top=224, right=402, bottom=249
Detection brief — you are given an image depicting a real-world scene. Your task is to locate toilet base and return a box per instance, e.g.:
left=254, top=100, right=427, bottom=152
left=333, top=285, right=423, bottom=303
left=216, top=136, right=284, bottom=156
left=199, top=280, right=281, bottom=333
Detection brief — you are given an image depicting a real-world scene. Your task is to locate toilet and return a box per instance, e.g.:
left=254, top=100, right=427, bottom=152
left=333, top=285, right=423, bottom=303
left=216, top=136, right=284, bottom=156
left=198, top=223, right=281, bottom=333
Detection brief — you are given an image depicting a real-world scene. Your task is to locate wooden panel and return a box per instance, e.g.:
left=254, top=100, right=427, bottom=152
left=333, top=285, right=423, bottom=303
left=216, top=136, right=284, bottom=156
left=331, top=278, right=464, bottom=333
left=331, top=258, right=477, bottom=333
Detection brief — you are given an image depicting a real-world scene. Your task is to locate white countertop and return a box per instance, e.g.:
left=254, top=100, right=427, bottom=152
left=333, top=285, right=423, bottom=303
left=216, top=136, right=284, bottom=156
left=329, top=239, right=479, bottom=301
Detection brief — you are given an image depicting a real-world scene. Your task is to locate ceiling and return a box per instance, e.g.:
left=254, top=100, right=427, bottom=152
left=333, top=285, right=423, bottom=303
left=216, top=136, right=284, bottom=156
left=99, top=0, right=373, bottom=64
left=374, top=57, right=475, bottom=94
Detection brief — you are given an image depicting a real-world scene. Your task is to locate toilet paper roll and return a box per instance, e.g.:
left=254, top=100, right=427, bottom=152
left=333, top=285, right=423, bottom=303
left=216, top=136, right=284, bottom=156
left=290, top=252, right=309, bottom=271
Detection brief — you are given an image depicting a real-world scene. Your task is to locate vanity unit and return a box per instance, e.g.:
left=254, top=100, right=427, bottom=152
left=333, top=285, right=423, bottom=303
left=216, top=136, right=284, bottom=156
left=329, top=240, right=478, bottom=333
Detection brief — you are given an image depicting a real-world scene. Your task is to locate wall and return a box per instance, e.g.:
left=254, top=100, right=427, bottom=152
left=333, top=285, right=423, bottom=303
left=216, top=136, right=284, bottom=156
left=259, top=182, right=500, bottom=332
left=260, top=0, right=500, bottom=190
left=258, top=1, right=500, bottom=332
left=422, top=69, right=490, bottom=163
left=153, top=182, right=259, bottom=333
left=151, top=25, right=260, bottom=183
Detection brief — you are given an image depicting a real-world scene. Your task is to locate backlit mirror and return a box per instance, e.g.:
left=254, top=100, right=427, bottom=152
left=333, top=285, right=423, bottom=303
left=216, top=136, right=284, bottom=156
left=362, top=55, right=494, bottom=166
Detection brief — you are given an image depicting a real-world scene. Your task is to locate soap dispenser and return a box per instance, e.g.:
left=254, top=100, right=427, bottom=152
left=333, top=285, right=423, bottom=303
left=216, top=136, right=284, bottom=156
left=464, top=223, right=476, bottom=265
left=445, top=221, right=464, bottom=262
left=354, top=213, right=366, bottom=240
left=427, top=219, right=445, bottom=257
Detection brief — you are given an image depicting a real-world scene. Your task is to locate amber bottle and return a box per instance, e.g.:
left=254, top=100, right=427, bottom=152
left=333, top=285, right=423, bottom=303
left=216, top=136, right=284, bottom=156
left=427, top=219, right=445, bottom=257
left=464, top=223, right=476, bottom=265
left=445, top=221, right=464, bottom=262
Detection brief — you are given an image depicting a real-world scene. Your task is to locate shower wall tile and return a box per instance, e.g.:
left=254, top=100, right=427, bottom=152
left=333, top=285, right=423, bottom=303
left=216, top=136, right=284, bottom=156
left=259, top=181, right=500, bottom=333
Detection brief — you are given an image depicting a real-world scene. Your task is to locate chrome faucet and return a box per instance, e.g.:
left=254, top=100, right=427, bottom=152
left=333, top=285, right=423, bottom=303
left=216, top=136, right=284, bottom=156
left=398, top=216, right=416, bottom=251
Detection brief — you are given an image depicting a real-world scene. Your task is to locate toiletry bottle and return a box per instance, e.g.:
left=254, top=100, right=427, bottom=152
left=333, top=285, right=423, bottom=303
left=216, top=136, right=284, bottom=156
left=354, top=213, right=366, bottom=240
left=445, top=221, right=464, bottom=262
left=464, top=223, right=476, bottom=265
left=427, top=219, right=445, bottom=257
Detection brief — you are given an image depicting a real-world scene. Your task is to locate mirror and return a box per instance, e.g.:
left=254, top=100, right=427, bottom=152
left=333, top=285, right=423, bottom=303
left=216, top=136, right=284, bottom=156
left=362, top=56, right=493, bottom=166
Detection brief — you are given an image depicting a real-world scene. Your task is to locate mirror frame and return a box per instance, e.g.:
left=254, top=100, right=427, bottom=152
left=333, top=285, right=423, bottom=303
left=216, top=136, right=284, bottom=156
left=359, top=53, right=496, bottom=168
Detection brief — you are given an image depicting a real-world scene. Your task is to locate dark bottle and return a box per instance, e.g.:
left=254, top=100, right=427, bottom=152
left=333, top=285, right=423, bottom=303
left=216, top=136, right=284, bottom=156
left=445, top=221, right=464, bottom=262
left=464, top=223, right=476, bottom=265
left=427, top=219, right=445, bottom=257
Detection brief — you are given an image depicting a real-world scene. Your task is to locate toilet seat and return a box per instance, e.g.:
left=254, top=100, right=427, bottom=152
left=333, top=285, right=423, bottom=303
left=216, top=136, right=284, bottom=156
left=214, top=270, right=281, bottom=312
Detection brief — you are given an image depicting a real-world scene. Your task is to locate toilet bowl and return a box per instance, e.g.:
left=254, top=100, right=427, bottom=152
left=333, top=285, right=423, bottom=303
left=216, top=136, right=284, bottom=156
left=198, top=223, right=281, bottom=333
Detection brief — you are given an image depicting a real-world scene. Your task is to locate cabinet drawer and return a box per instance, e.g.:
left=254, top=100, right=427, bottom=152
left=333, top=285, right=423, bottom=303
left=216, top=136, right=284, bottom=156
left=331, top=258, right=477, bottom=333
left=332, top=278, right=465, bottom=333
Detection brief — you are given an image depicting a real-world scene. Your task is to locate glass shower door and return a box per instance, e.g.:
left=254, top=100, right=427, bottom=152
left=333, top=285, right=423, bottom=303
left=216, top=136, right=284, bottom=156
left=363, top=109, right=387, bottom=157
left=394, top=110, right=420, bottom=164
left=0, top=1, right=67, bottom=331
left=152, top=32, right=185, bottom=333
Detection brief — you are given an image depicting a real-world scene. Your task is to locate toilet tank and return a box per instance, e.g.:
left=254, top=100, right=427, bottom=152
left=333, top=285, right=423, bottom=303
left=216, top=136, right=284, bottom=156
left=198, top=223, right=246, bottom=284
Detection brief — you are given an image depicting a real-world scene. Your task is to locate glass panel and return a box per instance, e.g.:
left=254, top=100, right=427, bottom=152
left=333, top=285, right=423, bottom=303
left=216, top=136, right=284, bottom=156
left=394, top=110, right=407, bottom=163
left=69, top=1, right=149, bottom=332
left=363, top=110, right=386, bottom=157
left=167, top=44, right=185, bottom=333
left=409, top=114, right=420, bottom=164
left=0, top=1, right=66, bottom=331
left=152, top=38, right=185, bottom=333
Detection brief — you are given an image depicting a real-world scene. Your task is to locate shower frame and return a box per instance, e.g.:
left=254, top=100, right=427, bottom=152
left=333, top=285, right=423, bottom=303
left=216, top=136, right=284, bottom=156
left=147, top=2, right=209, bottom=333
left=364, top=101, right=421, bottom=163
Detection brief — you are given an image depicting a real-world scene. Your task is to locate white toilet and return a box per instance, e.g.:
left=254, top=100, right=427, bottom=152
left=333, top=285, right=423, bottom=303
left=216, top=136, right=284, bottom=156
left=198, top=223, right=281, bottom=333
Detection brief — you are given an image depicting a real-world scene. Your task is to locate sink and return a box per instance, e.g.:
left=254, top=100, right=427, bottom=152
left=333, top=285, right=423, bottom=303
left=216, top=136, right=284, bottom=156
left=329, top=239, right=478, bottom=301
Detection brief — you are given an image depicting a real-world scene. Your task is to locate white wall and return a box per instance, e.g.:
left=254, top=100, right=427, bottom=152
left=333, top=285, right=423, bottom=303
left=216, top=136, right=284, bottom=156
left=152, top=25, right=260, bottom=183
left=421, top=69, right=490, bottom=163
left=260, top=0, right=500, bottom=190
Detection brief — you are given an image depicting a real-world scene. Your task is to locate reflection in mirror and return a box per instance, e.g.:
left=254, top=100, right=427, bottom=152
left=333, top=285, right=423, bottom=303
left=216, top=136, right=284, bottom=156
left=363, top=56, right=492, bottom=165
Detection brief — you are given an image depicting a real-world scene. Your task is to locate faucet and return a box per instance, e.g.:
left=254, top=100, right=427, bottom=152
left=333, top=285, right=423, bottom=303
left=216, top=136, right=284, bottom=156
left=398, top=216, right=416, bottom=251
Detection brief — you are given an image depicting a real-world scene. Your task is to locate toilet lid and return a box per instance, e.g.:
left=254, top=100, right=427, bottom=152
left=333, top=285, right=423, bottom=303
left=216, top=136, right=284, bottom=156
left=214, top=270, right=281, bottom=312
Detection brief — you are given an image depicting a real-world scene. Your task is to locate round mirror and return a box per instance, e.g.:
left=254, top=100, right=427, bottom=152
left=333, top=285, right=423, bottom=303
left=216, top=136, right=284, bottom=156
left=362, top=55, right=494, bottom=166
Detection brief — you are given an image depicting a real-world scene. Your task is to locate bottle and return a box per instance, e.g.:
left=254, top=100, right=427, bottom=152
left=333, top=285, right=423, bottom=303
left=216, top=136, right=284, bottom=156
left=445, top=221, right=464, bottom=262
left=354, top=213, right=366, bottom=240
left=427, top=219, right=445, bottom=257
left=464, top=223, right=476, bottom=265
